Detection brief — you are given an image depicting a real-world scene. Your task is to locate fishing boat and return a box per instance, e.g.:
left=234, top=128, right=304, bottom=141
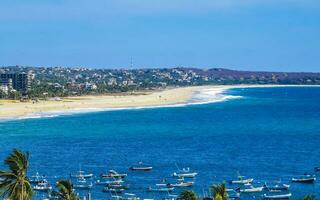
left=30, top=172, right=46, bottom=184
left=263, top=193, right=292, bottom=199
left=100, top=170, right=127, bottom=179
left=33, top=180, right=52, bottom=191
left=230, top=176, right=254, bottom=184
left=129, top=162, right=153, bottom=171
left=172, top=172, right=198, bottom=178
left=73, top=177, right=93, bottom=189
left=236, top=185, right=264, bottom=193
left=108, top=184, right=130, bottom=190
left=264, top=183, right=290, bottom=191
left=172, top=165, right=198, bottom=178
left=103, top=187, right=125, bottom=193
left=170, top=181, right=194, bottom=187
left=147, top=186, right=174, bottom=192
left=70, top=170, right=93, bottom=179
left=291, top=175, right=316, bottom=183
left=122, top=193, right=141, bottom=200
left=96, top=179, right=124, bottom=185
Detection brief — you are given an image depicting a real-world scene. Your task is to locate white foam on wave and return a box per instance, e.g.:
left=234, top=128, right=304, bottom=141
left=188, top=88, right=242, bottom=105
left=0, top=87, right=242, bottom=122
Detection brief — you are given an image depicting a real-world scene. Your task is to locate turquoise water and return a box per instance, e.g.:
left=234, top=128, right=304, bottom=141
left=0, top=87, right=320, bottom=199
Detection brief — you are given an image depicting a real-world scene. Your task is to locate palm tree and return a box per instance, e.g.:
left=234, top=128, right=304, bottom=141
left=303, top=195, right=314, bottom=200
left=0, top=149, right=34, bottom=200
left=52, top=179, right=79, bottom=200
left=211, top=183, right=228, bottom=200
left=178, top=190, right=198, bottom=200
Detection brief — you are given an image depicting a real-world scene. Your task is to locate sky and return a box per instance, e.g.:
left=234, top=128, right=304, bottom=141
left=0, top=0, right=319, bottom=72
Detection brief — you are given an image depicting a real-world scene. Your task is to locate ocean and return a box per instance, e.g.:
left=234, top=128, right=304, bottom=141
left=0, top=86, right=319, bottom=200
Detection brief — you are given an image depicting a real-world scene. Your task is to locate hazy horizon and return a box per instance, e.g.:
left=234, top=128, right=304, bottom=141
left=0, top=0, right=319, bottom=72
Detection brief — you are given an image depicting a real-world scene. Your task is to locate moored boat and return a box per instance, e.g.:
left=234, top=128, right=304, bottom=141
left=237, top=185, right=264, bottom=193
left=33, top=180, right=52, bottom=191
left=96, top=179, right=124, bottom=185
left=263, top=193, right=292, bottom=199
left=148, top=186, right=174, bottom=192
left=70, top=170, right=93, bottom=179
left=172, top=172, right=198, bottom=178
left=264, top=183, right=290, bottom=191
left=291, top=175, right=316, bottom=183
left=170, top=181, right=194, bottom=187
left=30, top=172, right=46, bottom=184
left=103, top=187, right=125, bottom=193
left=73, top=177, right=93, bottom=189
left=230, top=176, right=253, bottom=184
left=100, top=170, right=127, bottom=179
left=129, top=162, right=153, bottom=171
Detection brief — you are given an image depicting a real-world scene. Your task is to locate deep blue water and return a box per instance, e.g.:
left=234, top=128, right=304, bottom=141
left=0, top=87, right=320, bottom=200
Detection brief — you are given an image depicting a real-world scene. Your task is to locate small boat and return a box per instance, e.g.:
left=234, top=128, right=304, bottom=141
left=172, top=172, right=198, bottom=178
left=230, top=176, right=254, bottom=184
left=103, top=187, right=125, bottom=193
left=148, top=186, right=174, bottom=192
left=33, top=180, right=52, bottom=191
left=314, top=167, right=320, bottom=172
left=237, top=185, right=264, bottom=193
left=172, top=165, right=198, bottom=178
left=96, top=179, right=124, bottom=185
left=291, top=175, right=316, bottom=183
left=264, top=183, right=290, bottom=191
left=170, top=181, right=194, bottom=187
left=122, top=193, right=141, bottom=200
left=30, top=172, right=46, bottom=184
left=101, top=170, right=127, bottom=179
left=129, top=162, right=153, bottom=171
left=73, top=177, right=93, bottom=189
left=263, top=193, right=292, bottom=199
left=108, top=184, right=129, bottom=190
left=70, top=170, right=93, bottom=179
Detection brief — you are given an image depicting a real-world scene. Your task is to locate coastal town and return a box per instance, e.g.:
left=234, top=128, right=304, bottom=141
left=1, top=66, right=320, bottom=100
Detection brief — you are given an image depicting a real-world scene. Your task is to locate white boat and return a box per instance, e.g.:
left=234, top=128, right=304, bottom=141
left=101, top=170, right=127, bottom=179
left=263, top=193, right=292, bottom=199
left=170, top=181, right=194, bottom=187
left=148, top=186, right=174, bottom=192
left=30, top=172, right=46, bottom=184
left=74, top=177, right=93, bottom=189
left=96, top=179, right=124, bottom=185
left=291, top=175, right=316, bottom=183
left=172, top=172, right=198, bottom=178
left=230, top=176, right=254, bottom=184
left=172, top=165, right=198, bottom=178
left=103, top=187, right=125, bottom=193
left=264, top=183, right=290, bottom=191
left=33, top=180, right=52, bottom=191
left=129, top=162, right=153, bottom=171
left=238, top=185, right=264, bottom=193
left=70, top=170, right=93, bottom=179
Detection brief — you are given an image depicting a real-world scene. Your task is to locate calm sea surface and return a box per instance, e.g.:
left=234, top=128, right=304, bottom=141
left=0, top=87, right=319, bottom=200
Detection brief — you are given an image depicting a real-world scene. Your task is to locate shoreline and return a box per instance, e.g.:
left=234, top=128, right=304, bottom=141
left=0, top=84, right=319, bottom=120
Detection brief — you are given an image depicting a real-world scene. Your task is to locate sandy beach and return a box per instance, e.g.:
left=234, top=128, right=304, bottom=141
left=0, top=85, right=317, bottom=119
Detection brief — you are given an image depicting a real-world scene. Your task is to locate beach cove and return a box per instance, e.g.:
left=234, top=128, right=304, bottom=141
left=0, top=85, right=319, bottom=120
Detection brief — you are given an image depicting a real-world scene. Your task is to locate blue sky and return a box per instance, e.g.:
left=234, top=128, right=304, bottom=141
left=0, top=0, right=319, bottom=72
